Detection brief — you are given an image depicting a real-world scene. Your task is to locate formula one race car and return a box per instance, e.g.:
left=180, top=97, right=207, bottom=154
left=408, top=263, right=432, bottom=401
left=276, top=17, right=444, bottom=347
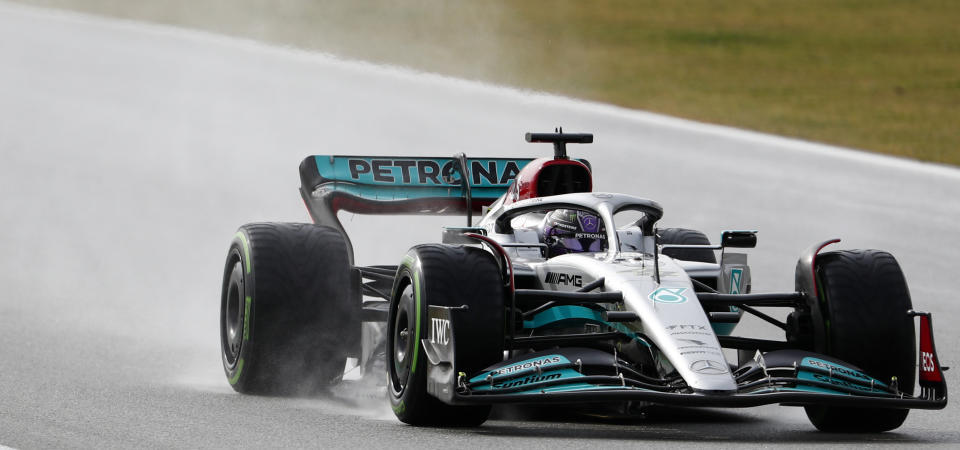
left=219, top=131, right=947, bottom=432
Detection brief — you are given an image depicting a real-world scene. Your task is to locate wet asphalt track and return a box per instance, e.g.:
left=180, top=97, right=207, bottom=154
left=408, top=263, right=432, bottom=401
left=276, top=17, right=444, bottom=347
left=1, top=2, right=958, bottom=448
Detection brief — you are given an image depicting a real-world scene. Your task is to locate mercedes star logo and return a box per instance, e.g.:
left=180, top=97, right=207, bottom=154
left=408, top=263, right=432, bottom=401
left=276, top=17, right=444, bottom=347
left=690, top=359, right=729, bottom=375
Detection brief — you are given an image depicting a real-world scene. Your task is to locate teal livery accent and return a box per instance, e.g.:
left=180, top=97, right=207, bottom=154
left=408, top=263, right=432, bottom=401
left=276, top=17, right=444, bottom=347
left=728, top=268, right=742, bottom=314
left=518, top=382, right=596, bottom=393
left=522, top=305, right=649, bottom=347
left=738, top=357, right=888, bottom=396
left=709, top=268, right=744, bottom=335
left=795, top=371, right=851, bottom=394
left=798, top=357, right=887, bottom=389
left=317, top=182, right=511, bottom=202
left=749, top=386, right=848, bottom=395
left=470, top=354, right=584, bottom=392
left=508, top=384, right=657, bottom=395
left=470, top=354, right=570, bottom=384
left=313, top=155, right=530, bottom=188
left=649, top=287, right=687, bottom=303
left=471, top=367, right=584, bottom=392
left=522, top=305, right=605, bottom=329
left=729, top=268, right=743, bottom=294
left=711, top=322, right=737, bottom=336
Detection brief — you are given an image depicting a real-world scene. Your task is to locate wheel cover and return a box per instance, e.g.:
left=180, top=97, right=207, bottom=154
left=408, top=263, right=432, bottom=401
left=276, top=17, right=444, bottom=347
left=390, top=283, right=416, bottom=396
left=221, top=256, right=245, bottom=369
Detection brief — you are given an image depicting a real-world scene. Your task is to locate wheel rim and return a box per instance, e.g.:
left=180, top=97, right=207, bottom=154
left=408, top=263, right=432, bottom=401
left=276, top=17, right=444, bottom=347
left=221, top=254, right=245, bottom=369
left=390, top=283, right=416, bottom=395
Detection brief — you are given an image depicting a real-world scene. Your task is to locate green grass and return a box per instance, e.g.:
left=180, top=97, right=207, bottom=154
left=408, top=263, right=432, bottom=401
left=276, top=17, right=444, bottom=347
left=16, top=0, right=960, bottom=165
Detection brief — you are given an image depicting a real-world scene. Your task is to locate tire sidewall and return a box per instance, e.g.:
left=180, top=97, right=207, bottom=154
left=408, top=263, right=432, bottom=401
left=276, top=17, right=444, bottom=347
left=387, top=251, right=432, bottom=420
left=815, top=250, right=914, bottom=390
left=221, top=230, right=257, bottom=389
left=804, top=249, right=914, bottom=432
left=219, top=223, right=355, bottom=395
left=386, top=245, right=504, bottom=425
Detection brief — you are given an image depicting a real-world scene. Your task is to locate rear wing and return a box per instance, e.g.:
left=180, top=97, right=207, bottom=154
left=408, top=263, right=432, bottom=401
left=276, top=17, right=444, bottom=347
left=299, top=155, right=531, bottom=261
left=300, top=155, right=530, bottom=215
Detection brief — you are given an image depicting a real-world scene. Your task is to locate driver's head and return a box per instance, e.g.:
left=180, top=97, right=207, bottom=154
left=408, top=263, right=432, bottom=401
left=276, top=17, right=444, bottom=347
left=541, top=209, right=606, bottom=258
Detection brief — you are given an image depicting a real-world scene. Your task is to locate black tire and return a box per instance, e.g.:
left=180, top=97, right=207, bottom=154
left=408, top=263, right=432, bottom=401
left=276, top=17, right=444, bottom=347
left=220, top=223, right=357, bottom=396
left=387, top=244, right=505, bottom=426
left=659, top=228, right=716, bottom=263
left=804, top=249, right=915, bottom=432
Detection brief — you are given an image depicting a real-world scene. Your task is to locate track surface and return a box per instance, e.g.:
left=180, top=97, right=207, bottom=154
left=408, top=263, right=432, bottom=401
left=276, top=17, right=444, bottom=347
left=1, top=3, right=958, bottom=448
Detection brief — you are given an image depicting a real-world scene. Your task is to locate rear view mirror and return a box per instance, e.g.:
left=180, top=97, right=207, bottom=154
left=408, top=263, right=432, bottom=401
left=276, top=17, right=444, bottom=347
left=721, top=230, right=757, bottom=248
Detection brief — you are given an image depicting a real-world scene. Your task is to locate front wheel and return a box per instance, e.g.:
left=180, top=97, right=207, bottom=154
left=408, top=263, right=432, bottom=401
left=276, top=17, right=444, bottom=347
left=803, top=249, right=915, bottom=432
left=388, top=244, right=505, bottom=426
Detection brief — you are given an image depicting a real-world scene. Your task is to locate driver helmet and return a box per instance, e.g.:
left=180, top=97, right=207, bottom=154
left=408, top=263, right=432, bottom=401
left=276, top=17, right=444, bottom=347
left=541, top=209, right=606, bottom=257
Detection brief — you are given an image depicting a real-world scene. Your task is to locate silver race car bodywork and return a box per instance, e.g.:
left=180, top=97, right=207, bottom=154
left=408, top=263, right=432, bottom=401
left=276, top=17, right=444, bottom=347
left=224, top=130, right=947, bottom=431
left=478, top=192, right=736, bottom=393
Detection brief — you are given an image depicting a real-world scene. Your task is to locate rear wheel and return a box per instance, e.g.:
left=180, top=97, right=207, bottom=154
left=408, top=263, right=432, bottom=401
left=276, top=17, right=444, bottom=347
left=220, top=223, right=357, bottom=395
left=804, top=249, right=915, bottom=432
left=388, top=244, right=505, bottom=426
left=659, top=228, right=716, bottom=263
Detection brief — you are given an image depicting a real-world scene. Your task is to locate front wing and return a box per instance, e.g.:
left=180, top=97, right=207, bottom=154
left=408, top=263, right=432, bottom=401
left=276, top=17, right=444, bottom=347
left=421, top=306, right=947, bottom=411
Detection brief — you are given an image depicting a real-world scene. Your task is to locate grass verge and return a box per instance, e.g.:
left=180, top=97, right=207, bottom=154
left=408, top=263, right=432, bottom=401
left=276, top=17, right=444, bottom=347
left=13, top=0, right=960, bottom=165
